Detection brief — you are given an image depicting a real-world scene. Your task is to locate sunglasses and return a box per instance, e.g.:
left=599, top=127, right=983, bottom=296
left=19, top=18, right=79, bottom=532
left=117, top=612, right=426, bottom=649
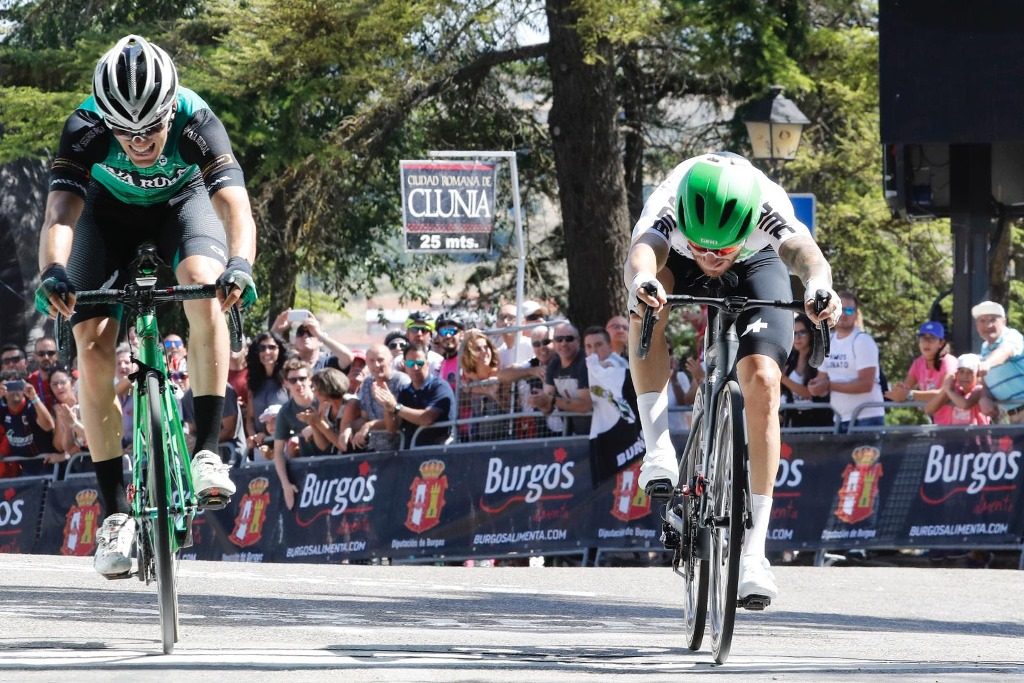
left=554, top=335, right=577, bottom=343
left=258, top=344, right=279, bottom=352
left=687, top=240, right=742, bottom=257
left=842, top=307, right=857, bottom=316
left=107, top=113, right=171, bottom=140
left=388, top=341, right=409, bottom=350
left=532, top=338, right=553, bottom=348
left=295, top=327, right=314, bottom=337
left=525, top=313, right=545, bottom=321
left=404, top=359, right=427, bottom=368
left=36, top=350, right=58, bottom=357
left=408, top=326, right=432, bottom=334
left=286, top=375, right=310, bottom=384
left=794, top=330, right=809, bottom=338
left=163, top=340, right=183, bottom=349
left=1, top=357, right=22, bottom=364
left=438, top=327, right=459, bottom=337
left=169, top=371, right=188, bottom=381
left=607, top=323, right=628, bottom=331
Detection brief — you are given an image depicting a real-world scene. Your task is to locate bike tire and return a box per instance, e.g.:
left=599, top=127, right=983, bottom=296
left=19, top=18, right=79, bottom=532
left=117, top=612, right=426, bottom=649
left=709, top=380, right=745, bottom=664
left=146, top=373, right=179, bottom=654
left=680, top=391, right=709, bottom=651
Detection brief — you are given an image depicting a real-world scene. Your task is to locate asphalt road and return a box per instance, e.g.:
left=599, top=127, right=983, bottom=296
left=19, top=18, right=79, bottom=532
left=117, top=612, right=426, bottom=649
left=0, top=554, right=1021, bottom=681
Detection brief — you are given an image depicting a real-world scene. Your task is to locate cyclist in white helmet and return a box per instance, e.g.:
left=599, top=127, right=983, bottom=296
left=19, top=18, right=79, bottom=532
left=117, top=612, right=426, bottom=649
left=623, top=152, right=840, bottom=604
left=35, top=35, right=258, bottom=578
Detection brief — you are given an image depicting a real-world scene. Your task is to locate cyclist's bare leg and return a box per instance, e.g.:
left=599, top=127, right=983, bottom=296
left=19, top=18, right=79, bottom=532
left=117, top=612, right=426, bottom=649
left=74, top=316, right=124, bottom=466
left=735, top=354, right=782, bottom=498
left=735, top=354, right=781, bottom=602
left=175, top=254, right=235, bottom=504
left=176, top=255, right=229, bottom=399
left=75, top=316, right=136, bottom=576
left=629, top=267, right=677, bottom=490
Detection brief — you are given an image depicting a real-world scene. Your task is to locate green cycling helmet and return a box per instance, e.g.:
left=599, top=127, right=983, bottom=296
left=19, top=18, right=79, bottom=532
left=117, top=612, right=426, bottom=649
left=676, top=153, right=762, bottom=250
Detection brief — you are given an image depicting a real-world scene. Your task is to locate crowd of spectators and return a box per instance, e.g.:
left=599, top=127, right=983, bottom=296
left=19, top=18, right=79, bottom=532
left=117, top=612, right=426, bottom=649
left=5, top=292, right=1024, bottom=484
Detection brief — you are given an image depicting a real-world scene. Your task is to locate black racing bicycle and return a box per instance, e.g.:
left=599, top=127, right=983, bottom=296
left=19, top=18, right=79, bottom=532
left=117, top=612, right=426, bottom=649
left=637, top=286, right=830, bottom=664
left=56, top=244, right=242, bottom=654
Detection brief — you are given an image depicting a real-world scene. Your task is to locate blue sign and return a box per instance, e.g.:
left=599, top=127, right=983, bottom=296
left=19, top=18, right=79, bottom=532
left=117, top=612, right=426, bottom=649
left=788, top=193, right=816, bottom=235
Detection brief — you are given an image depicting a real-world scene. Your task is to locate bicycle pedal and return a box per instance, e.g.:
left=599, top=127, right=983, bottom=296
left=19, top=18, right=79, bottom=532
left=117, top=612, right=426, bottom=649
left=738, top=595, right=771, bottom=611
left=644, top=479, right=675, bottom=500
left=693, top=527, right=711, bottom=562
left=198, top=494, right=230, bottom=511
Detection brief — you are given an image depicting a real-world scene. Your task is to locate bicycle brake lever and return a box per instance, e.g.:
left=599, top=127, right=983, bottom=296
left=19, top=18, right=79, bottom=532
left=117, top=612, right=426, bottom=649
left=809, top=289, right=831, bottom=368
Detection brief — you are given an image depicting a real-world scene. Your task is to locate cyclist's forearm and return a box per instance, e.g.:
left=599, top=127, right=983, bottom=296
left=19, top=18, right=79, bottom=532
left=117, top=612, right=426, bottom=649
left=211, top=187, right=257, bottom=262
left=778, top=236, right=832, bottom=289
left=38, top=192, right=83, bottom=270
left=623, top=236, right=667, bottom=289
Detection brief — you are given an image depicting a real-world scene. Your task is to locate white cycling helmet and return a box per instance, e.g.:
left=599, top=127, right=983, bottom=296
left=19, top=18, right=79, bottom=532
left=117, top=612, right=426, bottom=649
left=92, top=35, right=178, bottom=131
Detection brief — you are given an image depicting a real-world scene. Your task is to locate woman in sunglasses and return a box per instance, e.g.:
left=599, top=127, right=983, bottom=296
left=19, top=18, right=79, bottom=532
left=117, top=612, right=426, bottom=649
left=624, top=151, right=842, bottom=606
left=244, top=331, right=290, bottom=452
left=35, top=34, right=259, bottom=577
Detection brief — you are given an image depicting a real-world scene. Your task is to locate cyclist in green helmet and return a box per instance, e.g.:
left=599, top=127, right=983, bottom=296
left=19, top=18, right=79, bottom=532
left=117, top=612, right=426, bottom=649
left=622, top=152, right=841, bottom=605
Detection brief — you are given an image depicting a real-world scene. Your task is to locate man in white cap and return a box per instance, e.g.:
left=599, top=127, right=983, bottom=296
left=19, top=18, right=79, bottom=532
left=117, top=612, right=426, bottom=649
left=972, top=300, right=1024, bottom=422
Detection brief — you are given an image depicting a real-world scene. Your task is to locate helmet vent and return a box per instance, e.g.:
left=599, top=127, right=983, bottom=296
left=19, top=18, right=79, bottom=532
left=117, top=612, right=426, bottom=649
left=720, top=199, right=736, bottom=228
left=694, top=194, right=705, bottom=223
left=739, top=210, right=752, bottom=235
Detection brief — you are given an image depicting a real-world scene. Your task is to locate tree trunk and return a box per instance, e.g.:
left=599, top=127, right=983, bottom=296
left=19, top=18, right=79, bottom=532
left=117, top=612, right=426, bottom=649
left=545, top=0, right=630, bottom=330
left=262, top=193, right=298, bottom=323
left=621, top=51, right=646, bottom=224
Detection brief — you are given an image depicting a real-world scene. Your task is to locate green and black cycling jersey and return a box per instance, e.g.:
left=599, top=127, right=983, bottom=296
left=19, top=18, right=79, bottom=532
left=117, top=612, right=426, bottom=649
left=50, top=87, right=246, bottom=205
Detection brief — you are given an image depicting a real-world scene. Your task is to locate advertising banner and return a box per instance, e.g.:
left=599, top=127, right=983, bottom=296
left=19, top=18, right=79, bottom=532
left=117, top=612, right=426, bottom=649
left=887, top=429, right=1023, bottom=546
left=0, top=478, right=47, bottom=554
left=400, top=160, right=497, bottom=253
left=186, top=464, right=283, bottom=563
left=37, top=477, right=103, bottom=557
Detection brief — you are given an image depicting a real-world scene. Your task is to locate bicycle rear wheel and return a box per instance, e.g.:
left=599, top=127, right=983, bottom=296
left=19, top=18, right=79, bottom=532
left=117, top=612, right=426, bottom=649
left=708, top=380, right=745, bottom=664
left=679, top=392, right=708, bottom=651
left=146, top=373, right=179, bottom=654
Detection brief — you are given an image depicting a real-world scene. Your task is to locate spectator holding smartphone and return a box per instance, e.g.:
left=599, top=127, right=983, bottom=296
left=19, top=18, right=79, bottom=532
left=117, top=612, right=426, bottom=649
left=0, top=373, right=56, bottom=475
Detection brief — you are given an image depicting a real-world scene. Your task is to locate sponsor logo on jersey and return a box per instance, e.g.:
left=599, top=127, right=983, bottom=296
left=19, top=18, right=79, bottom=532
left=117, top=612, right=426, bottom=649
left=741, top=318, right=769, bottom=336
left=757, top=201, right=796, bottom=240
left=405, top=459, right=448, bottom=534
left=833, top=446, right=882, bottom=524
left=230, top=477, right=271, bottom=547
left=100, top=164, right=192, bottom=189
left=650, top=215, right=675, bottom=241
left=61, top=488, right=100, bottom=556
left=610, top=461, right=651, bottom=522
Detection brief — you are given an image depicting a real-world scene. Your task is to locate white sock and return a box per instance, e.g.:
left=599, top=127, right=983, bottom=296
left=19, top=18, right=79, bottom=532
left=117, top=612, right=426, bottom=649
left=637, top=391, right=673, bottom=457
left=742, top=493, right=772, bottom=558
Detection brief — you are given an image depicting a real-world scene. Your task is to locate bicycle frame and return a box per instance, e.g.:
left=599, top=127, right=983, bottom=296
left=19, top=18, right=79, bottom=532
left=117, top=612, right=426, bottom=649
left=130, top=303, right=197, bottom=568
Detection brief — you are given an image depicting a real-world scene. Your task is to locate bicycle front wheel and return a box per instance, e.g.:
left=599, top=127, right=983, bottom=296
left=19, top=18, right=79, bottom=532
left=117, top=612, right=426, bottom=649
left=679, top=391, right=708, bottom=651
left=708, top=380, right=745, bottom=664
left=145, top=373, right=179, bottom=654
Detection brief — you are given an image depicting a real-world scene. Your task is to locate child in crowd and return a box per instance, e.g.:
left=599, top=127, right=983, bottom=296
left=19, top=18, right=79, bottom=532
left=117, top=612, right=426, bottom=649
left=885, top=321, right=956, bottom=423
left=925, top=353, right=992, bottom=425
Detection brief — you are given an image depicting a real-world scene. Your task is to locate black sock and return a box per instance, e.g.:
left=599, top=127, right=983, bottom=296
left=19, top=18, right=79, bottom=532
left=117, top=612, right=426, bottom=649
left=94, top=457, right=128, bottom=517
left=191, top=394, right=225, bottom=456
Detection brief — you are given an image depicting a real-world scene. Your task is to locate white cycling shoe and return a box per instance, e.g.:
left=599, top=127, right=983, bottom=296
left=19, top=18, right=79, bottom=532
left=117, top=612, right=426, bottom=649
left=639, top=449, right=679, bottom=491
left=738, top=555, right=778, bottom=607
left=191, top=449, right=236, bottom=509
left=94, top=513, right=135, bottom=578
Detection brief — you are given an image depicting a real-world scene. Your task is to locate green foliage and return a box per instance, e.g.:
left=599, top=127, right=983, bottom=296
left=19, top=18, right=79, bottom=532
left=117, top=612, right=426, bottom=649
left=0, top=86, right=82, bottom=162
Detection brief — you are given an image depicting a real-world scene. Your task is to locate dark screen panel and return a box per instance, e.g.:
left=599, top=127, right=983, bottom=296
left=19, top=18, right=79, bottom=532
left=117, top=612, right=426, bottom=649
left=880, top=0, right=1024, bottom=143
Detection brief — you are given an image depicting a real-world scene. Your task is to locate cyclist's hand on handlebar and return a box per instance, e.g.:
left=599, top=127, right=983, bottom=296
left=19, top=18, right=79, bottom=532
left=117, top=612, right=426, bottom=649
left=216, top=256, right=259, bottom=312
left=630, top=272, right=667, bottom=313
left=34, top=263, right=76, bottom=319
left=803, top=284, right=841, bottom=327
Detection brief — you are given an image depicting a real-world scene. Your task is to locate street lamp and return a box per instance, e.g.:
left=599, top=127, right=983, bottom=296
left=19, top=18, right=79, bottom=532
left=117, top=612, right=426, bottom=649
left=742, top=86, right=811, bottom=161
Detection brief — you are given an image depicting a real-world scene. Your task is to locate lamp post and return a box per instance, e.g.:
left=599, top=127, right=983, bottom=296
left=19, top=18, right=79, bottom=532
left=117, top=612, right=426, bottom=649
left=741, top=85, right=811, bottom=163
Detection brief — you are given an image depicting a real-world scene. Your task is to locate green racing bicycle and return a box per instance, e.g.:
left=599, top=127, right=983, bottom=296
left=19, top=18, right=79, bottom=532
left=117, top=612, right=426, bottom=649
left=56, top=243, right=242, bottom=654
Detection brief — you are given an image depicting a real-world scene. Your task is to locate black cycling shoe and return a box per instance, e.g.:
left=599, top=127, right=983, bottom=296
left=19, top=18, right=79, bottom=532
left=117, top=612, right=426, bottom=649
left=738, top=595, right=772, bottom=611
left=644, top=478, right=675, bottom=500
